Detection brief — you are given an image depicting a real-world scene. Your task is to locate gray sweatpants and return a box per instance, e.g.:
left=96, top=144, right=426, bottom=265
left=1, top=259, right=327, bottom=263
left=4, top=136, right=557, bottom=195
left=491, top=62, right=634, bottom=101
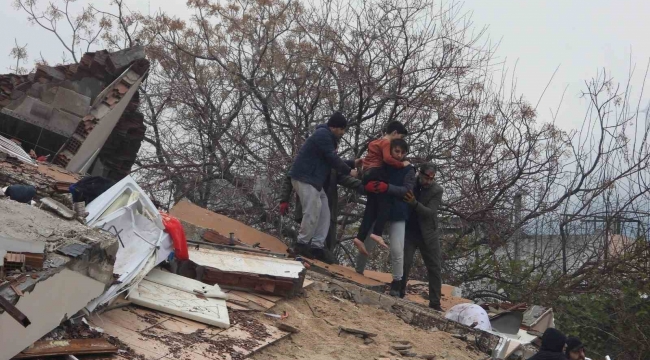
left=354, top=221, right=406, bottom=280
left=292, top=179, right=330, bottom=249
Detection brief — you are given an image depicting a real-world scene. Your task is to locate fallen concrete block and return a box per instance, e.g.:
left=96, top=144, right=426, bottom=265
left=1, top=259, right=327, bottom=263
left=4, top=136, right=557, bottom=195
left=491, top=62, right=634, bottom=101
left=40, top=197, right=75, bottom=220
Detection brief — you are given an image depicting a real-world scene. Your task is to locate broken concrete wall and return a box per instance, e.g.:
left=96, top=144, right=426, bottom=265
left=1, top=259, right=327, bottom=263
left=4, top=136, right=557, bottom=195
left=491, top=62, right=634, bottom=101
left=0, top=160, right=79, bottom=200
left=0, top=198, right=119, bottom=360
left=0, top=269, right=107, bottom=360
left=0, top=46, right=150, bottom=181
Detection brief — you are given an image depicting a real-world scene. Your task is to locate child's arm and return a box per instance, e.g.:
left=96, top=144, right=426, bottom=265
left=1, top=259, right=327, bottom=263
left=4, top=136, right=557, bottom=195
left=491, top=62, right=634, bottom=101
left=385, top=166, right=415, bottom=198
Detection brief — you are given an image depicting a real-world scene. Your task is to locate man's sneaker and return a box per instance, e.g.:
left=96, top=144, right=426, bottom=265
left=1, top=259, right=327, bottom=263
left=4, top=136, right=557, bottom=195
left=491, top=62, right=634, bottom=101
left=293, top=243, right=313, bottom=258
left=389, top=280, right=401, bottom=297
left=311, top=247, right=338, bottom=264
left=429, top=303, right=443, bottom=312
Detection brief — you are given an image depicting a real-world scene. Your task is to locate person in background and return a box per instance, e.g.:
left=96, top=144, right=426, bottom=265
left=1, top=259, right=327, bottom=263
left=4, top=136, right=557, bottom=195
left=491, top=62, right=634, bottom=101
left=527, top=328, right=568, bottom=360
left=565, top=337, right=590, bottom=360
left=352, top=121, right=410, bottom=255
left=286, top=112, right=358, bottom=263
left=399, top=163, right=444, bottom=311
left=355, top=138, right=415, bottom=297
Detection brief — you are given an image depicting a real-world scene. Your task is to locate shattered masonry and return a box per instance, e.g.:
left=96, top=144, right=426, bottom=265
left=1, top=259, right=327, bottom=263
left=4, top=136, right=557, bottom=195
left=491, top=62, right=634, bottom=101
left=0, top=46, right=149, bottom=181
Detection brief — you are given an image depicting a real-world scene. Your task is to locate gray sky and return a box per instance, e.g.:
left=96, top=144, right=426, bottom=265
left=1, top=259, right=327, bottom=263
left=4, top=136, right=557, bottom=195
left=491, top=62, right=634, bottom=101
left=1, top=0, right=649, bottom=132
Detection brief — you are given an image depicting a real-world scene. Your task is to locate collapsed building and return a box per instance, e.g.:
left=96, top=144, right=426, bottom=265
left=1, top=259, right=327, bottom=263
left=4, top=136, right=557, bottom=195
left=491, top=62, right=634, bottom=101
left=0, top=46, right=149, bottom=180
left=0, top=47, right=571, bottom=360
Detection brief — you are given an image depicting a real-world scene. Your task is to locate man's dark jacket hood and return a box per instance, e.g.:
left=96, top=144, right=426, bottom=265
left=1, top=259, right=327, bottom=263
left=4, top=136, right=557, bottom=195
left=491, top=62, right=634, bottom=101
left=527, top=328, right=567, bottom=360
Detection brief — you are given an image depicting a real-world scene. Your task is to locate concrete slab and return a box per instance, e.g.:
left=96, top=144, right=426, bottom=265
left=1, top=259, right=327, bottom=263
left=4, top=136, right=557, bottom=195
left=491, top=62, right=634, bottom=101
left=51, top=87, right=90, bottom=117
left=0, top=269, right=106, bottom=359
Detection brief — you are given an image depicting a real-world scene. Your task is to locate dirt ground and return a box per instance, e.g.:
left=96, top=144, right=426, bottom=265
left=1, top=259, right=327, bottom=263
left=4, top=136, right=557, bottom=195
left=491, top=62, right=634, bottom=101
left=251, top=287, right=487, bottom=360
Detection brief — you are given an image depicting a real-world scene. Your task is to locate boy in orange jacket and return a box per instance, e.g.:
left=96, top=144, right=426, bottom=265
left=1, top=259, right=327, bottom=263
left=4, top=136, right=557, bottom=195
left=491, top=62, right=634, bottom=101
left=353, top=121, right=410, bottom=255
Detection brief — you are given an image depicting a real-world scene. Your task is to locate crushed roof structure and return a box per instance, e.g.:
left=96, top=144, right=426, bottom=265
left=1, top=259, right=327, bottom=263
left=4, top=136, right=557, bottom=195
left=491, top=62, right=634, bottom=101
left=0, top=46, right=149, bottom=181
left=170, top=199, right=289, bottom=253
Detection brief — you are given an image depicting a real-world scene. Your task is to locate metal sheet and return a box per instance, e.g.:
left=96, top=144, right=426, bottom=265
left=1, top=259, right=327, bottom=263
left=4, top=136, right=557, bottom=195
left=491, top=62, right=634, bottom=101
left=0, top=134, right=36, bottom=165
left=189, top=247, right=305, bottom=279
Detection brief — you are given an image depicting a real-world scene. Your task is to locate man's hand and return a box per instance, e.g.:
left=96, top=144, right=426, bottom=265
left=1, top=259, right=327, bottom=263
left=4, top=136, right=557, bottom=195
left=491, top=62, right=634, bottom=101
left=364, top=181, right=388, bottom=194
left=403, top=190, right=417, bottom=206
left=350, top=169, right=358, bottom=178
left=279, top=202, right=289, bottom=215
left=402, top=161, right=411, bottom=167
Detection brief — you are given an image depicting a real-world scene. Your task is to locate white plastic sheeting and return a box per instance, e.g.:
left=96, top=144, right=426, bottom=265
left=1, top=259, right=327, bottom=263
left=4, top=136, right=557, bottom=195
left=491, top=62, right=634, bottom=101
left=444, top=303, right=492, bottom=331
left=84, top=176, right=172, bottom=312
left=0, top=134, right=36, bottom=165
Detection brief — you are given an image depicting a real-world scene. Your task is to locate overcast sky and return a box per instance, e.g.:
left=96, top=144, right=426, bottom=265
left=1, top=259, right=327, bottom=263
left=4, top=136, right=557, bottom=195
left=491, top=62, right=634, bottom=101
left=1, top=0, right=648, bottom=132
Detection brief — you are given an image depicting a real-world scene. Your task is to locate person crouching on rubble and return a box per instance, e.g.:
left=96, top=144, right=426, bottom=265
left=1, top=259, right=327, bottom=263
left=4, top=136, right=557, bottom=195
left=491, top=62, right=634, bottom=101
left=527, top=328, right=567, bottom=360
left=565, top=337, right=590, bottom=360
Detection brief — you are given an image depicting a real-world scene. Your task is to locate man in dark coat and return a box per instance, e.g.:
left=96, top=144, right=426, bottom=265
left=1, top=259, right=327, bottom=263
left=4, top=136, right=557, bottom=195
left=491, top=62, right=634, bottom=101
left=286, top=113, right=358, bottom=262
left=280, top=159, right=364, bottom=263
left=400, top=163, right=445, bottom=310
left=527, top=328, right=568, bottom=360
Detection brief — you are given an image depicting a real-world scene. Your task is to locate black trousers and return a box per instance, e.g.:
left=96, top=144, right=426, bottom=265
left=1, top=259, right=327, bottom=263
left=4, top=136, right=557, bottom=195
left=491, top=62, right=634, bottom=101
left=356, top=167, right=391, bottom=240
left=401, top=225, right=442, bottom=307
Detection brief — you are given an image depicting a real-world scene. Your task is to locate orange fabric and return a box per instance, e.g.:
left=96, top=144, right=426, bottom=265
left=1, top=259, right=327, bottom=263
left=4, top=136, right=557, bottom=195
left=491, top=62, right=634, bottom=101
left=362, top=138, right=405, bottom=169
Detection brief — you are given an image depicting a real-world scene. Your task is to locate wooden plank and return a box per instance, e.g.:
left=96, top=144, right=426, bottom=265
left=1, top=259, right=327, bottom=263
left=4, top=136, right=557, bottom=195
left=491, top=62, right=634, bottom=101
left=253, top=293, right=283, bottom=302
left=14, top=339, right=118, bottom=359
left=229, top=290, right=276, bottom=309
left=226, top=301, right=255, bottom=311
left=338, top=326, right=378, bottom=338
left=227, top=299, right=266, bottom=311
left=0, top=294, right=30, bottom=327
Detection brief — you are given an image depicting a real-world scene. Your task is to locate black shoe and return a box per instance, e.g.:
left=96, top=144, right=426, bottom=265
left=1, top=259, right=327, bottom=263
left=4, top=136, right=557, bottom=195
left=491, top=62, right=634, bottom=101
left=389, top=280, right=401, bottom=297
left=429, top=303, right=443, bottom=312
left=293, top=243, right=313, bottom=258
left=311, top=247, right=338, bottom=264
left=399, top=279, right=407, bottom=298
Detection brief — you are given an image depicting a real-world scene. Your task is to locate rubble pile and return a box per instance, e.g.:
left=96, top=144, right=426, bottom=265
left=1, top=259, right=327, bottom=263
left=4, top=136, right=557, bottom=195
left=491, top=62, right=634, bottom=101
left=0, top=46, right=149, bottom=181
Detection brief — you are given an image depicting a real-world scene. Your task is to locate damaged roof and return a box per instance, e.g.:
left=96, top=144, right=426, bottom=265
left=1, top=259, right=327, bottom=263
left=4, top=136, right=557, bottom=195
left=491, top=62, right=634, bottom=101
left=170, top=199, right=289, bottom=253
left=0, top=46, right=150, bottom=181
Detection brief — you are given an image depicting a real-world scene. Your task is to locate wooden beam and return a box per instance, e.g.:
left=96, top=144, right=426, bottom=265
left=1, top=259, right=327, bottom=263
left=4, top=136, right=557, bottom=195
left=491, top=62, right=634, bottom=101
left=0, top=295, right=30, bottom=327
left=14, top=339, right=118, bottom=359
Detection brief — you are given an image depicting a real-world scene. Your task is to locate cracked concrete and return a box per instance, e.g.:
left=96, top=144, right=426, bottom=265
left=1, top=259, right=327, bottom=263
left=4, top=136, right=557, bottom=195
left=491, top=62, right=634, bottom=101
left=0, top=198, right=119, bottom=360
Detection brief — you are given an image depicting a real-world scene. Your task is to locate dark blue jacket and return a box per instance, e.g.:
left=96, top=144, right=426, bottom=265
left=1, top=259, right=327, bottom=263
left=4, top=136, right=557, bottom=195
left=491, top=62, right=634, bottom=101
left=289, top=124, right=351, bottom=191
left=388, top=165, right=416, bottom=221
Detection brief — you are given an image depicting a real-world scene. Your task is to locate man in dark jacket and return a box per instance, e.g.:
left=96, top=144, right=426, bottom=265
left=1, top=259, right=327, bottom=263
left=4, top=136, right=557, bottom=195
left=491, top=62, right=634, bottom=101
left=527, top=328, right=568, bottom=360
left=287, top=113, right=358, bottom=262
left=400, top=163, right=445, bottom=310
left=280, top=159, right=364, bottom=263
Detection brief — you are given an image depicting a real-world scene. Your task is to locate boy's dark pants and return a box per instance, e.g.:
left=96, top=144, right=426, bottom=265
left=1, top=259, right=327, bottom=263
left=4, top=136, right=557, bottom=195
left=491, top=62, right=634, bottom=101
left=356, top=167, right=391, bottom=240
